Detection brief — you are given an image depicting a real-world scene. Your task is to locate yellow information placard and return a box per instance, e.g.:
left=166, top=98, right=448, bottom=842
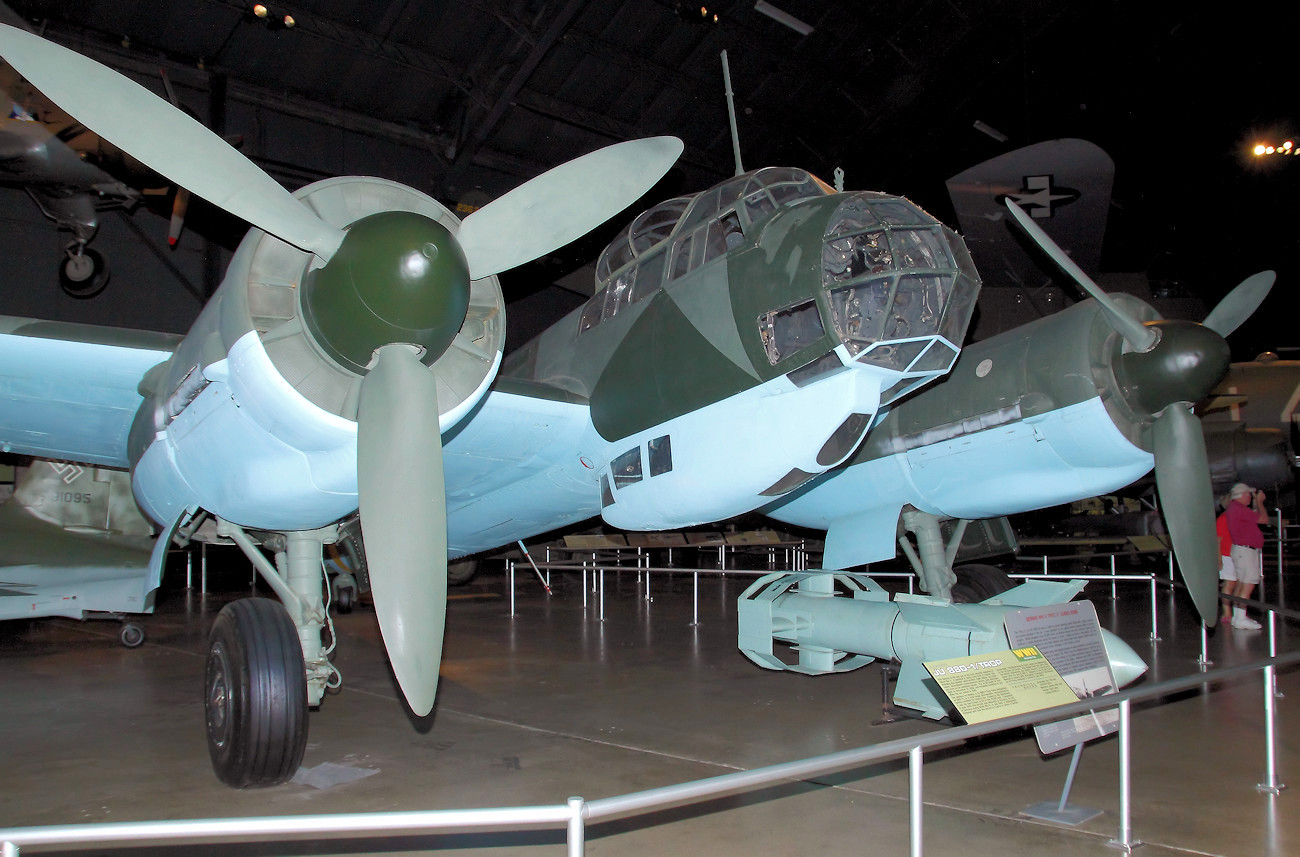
left=923, top=646, right=1078, bottom=725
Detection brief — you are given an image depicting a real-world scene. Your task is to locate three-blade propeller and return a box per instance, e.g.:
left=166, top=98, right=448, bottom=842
left=1007, top=198, right=1275, bottom=625
left=0, top=23, right=684, bottom=714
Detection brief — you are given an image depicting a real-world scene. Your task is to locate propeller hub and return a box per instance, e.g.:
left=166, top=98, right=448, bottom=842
left=1117, top=319, right=1230, bottom=416
left=300, top=211, right=470, bottom=374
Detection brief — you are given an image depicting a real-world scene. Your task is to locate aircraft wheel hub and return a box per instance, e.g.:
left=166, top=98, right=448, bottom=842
left=205, top=641, right=231, bottom=748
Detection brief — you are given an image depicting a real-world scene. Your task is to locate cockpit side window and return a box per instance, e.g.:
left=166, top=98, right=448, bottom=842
left=584, top=170, right=831, bottom=331
left=758, top=299, right=825, bottom=365
left=582, top=196, right=692, bottom=336
left=595, top=196, right=693, bottom=289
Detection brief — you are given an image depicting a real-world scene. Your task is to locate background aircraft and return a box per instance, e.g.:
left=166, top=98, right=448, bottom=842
left=0, top=460, right=157, bottom=644
left=0, top=5, right=198, bottom=298
left=1201, top=355, right=1300, bottom=508
left=0, top=26, right=1271, bottom=789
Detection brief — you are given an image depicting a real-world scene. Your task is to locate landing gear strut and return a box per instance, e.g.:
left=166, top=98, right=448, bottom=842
left=896, top=510, right=1014, bottom=601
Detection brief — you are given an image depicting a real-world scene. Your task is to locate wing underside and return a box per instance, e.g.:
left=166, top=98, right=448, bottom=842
left=443, top=380, right=601, bottom=557
left=0, top=317, right=178, bottom=468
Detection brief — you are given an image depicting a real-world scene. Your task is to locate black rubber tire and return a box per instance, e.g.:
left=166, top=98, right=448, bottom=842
left=119, top=623, right=145, bottom=648
left=204, top=598, right=307, bottom=788
left=335, top=585, right=356, bottom=614
left=448, top=558, right=480, bottom=586
left=59, top=248, right=109, bottom=299
left=950, top=564, right=1015, bottom=603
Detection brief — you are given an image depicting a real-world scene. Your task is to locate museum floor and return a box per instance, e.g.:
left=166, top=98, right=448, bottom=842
left=1, top=549, right=1296, bottom=857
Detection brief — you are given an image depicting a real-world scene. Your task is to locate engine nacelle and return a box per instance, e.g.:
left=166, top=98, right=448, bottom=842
left=129, top=177, right=505, bottom=530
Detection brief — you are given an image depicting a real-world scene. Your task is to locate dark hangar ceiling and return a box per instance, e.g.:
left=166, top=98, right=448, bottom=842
left=3, top=0, right=1297, bottom=354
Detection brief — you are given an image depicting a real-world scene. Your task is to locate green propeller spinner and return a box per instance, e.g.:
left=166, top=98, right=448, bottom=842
left=301, top=211, right=471, bottom=374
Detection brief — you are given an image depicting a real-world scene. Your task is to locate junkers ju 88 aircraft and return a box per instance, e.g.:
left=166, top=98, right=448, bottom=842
left=0, top=26, right=1270, bottom=787
left=0, top=25, right=980, bottom=787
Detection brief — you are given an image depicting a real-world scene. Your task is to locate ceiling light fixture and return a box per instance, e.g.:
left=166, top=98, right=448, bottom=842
left=246, top=4, right=296, bottom=30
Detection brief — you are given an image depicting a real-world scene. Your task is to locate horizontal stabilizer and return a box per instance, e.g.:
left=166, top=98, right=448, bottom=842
left=985, top=579, right=1087, bottom=607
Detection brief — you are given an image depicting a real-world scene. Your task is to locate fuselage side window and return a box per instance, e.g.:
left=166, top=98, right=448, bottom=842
left=648, top=435, right=673, bottom=476
left=612, top=447, right=643, bottom=489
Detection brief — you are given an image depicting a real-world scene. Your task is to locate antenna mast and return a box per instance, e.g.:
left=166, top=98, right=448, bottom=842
left=721, top=50, right=744, bottom=176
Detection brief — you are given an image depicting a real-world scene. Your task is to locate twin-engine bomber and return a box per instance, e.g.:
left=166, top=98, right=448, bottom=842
left=0, top=24, right=1273, bottom=787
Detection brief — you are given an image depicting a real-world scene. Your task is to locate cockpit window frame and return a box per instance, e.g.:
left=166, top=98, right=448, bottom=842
left=581, top=168, right=832, bottom=336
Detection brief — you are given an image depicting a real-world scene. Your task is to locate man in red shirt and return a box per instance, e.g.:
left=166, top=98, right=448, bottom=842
left=1222, top=482, right=1269, bottom=630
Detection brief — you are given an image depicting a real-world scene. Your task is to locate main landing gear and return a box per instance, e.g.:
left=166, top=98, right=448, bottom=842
left=205, top=598, right=308, bottom=787
left=60, top=242, right=109, bottom=299
left=896, top=509, right=1014, bottom=601
left=203, top=521, right=341, bottom=788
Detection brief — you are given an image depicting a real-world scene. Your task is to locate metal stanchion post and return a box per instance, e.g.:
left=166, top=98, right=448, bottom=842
left=1108, top=699, right=1140, bottom=851
left=909, top=745, right=923, bottom=857
left=1268, top=611, right=1284, bottom=698
left=1168, top=551, right=1174, bottom=583
left=1198, top=622, right=1213, bottom=669
left=1149, top=575, right=1160, bottom=642
left=508, top=560, right=516, bottom=617
left=567, top=796, right=587, bottom=857
left=186, top=549, right=192, bottom=589
left=201, top=541, right=208, bottom=595
left=1272, top=509, right=1283, bottom=602
left=1257, top=663, right=1286, bottom=795
left=599, top=569, right=605, bottom=622
left=1110, top=554, right=1117, bottom=600
left=691, top=571, right=699, bottom=626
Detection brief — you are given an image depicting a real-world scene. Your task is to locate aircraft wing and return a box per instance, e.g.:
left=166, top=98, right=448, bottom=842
left=443, top=378, right=601, bottom=557
left=0, top=317, right=179, bottom=468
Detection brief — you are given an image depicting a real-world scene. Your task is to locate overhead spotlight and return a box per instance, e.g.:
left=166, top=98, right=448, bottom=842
left=246, top=4, right=297, bottom=31
left=675, top=2, right=719, bottom=24
left=1252, top=139, right=1298, bottom=157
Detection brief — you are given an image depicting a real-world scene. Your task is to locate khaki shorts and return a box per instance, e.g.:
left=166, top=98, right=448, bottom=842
left=1219, top=554, right=1235, bottom=581
left=1227, top=545, right=1262, bottom=585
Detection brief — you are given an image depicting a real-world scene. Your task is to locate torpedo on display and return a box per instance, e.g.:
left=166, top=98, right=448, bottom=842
left=739, top=572, right=1147, bottom=721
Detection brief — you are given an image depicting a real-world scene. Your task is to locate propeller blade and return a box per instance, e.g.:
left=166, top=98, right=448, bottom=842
left=1005, top=199, right=1157, bottom=352
left=457, top=136, right=684, bottom=280
left=1152, top=404, right=1221, bottom=625
left=1202, top=270, right=1276, bottom=337
left=0, top=24, right=344, bottom=259
left=356, top=344, right=448, bottom=716
left=168, top=187, right=190, bottom=247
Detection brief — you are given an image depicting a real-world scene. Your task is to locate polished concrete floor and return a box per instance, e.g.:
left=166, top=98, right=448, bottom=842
left=0, top=550, right=1296, bottom=856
